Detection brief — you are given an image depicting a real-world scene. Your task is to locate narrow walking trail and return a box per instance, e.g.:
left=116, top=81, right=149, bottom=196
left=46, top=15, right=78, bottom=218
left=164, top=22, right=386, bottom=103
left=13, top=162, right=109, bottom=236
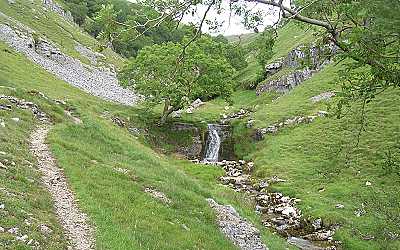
left=30, top=125, right=95, bottom=250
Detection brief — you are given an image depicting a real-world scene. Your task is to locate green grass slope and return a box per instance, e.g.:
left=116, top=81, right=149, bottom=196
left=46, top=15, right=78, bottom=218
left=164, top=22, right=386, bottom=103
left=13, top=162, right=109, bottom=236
left=0, top=1, right=294, bottom=248
left=183, top=23, right=400, bottom=250
left=0, top=40, right=294, bottom=249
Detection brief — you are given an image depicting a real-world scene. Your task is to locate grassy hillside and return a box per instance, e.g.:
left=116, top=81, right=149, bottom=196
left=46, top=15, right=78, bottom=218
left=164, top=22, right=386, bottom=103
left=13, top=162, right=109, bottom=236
left=0, top=2, right=292, bottom=248
left=178, top=24, right=400, bottom=250
left=1, top=1, right=399, bottom=249
left=234, top=23, right=316, bottom=89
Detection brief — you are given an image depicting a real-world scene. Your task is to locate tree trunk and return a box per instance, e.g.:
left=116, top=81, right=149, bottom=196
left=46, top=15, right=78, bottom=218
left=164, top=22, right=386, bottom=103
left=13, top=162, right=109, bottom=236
left=159, top=99, right=173, bottom=125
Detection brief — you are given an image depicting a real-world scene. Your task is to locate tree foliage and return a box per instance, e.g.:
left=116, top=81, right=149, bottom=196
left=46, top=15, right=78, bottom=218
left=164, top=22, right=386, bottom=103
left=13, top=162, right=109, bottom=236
left=119, top=37, right=235, bottom=124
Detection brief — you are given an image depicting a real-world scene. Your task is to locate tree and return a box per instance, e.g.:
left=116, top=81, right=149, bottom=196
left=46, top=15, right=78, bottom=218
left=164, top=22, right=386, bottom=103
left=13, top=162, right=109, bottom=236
left=119, top=38, right=235, bottom=124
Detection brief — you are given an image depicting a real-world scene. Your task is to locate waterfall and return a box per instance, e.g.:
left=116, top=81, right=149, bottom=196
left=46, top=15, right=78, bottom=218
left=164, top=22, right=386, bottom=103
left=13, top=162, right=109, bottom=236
left=204, top=124, right=221, bottom=162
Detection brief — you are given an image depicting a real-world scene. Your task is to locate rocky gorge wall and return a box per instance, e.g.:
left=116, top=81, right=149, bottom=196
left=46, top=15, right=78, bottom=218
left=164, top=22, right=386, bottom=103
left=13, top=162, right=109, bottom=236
left=0, top=8, right=138, bottom=106
left=256, top=44, right=337, bottom=95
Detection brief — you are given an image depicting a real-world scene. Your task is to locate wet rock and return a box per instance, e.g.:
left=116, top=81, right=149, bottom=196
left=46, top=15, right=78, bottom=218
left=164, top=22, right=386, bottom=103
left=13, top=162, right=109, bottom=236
left=304, top=230, right=335, bottom=241
left=288, top=237, right=325, bottom=250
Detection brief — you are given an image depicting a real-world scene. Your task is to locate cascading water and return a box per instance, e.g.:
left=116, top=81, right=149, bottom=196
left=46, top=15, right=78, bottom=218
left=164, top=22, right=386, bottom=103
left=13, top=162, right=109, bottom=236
left=203, top=124, right=221, bottom=162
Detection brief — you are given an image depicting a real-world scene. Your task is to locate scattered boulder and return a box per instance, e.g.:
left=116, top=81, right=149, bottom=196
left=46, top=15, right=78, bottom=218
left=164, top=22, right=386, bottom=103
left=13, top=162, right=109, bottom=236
left=335, top=204, right=344, bottom=209
left=310, top=92, right=335, bottom=103
left=144, top=187, right=171, bottom=204
left=254, top=112, right=327, bottom=140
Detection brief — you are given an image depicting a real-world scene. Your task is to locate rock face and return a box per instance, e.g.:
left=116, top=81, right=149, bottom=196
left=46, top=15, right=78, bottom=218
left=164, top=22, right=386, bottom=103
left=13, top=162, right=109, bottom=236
left=0, top=95, right=49, bottom=122
left=42, top=0, right=74, bottom=23
left=0, top=24, right=138, bottom=106
left=207, top=198, right=268, bottom=250
left=257, top=44, right=337, bottom=95
left=172, top=123, right=204, bottom=159
left=75, top=43, right=105, bottom=65
left=257, top=69, right=313, bottom=94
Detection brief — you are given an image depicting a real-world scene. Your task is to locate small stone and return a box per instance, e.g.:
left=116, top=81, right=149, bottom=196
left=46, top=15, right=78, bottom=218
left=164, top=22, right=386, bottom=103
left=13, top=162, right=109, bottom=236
left=181, top=224, right=190, bottom=231
left=39, top=224, right=53, bottom=235
left=0, top=203, right=4, bottom=209
left=16, top=234, right=29, bottom=242
left=0, top=121, right=5, bottom=127
left=365, top=181, right=372, bottom=186
left=0, top=151, right=6, bottom=155
left=317, top=111, right=329, bottom=117
left=0, top=226, right=4, bottom=232
left=11, top=117, right=20, bottom=122
left=335, top=203, right=344, bottom=209
left=362, top=235, right=375, bottom=240
left=7, top=0, right=15, bottom=4
left=8, top=227, right=18, bottom=234
left=0, top=162, right=7, bottom=170
left=312, top=218, right=322, bottom=230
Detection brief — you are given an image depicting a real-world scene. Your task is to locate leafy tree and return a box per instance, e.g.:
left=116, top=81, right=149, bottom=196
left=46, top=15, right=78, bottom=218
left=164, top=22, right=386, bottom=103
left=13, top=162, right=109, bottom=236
left=119, top=39, right=235, bottom=124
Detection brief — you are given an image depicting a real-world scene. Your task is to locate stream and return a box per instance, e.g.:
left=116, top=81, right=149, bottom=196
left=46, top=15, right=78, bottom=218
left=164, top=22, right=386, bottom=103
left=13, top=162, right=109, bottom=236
left=204, top=124, right=222, bottom=162
left=200, top=123, right=339, bottom=250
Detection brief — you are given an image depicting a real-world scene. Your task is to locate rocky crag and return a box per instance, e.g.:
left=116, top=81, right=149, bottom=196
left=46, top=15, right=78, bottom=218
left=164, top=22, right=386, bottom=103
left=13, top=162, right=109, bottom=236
left=256, top=44, right=337, bottom=95
left=0, top=10, right=138, bottom=106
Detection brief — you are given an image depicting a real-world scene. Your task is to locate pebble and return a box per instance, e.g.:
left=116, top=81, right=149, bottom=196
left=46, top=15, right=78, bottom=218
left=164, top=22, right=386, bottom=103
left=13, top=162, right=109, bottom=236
left=0, top=226, right=4, bottom=232
left=335, top=204, right=345, bottom=209
left=11, top=117, right=20, bottom=122
left=365, top=181, right=372, bottom=186
left=0, top=203, right=4, bottom=209
left=16, top=234, right=29, bottom=242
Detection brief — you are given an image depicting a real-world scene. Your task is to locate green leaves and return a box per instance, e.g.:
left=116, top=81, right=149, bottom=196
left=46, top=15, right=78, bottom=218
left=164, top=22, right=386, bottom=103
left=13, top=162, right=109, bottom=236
left=119, top=38, right=235, bottom=123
